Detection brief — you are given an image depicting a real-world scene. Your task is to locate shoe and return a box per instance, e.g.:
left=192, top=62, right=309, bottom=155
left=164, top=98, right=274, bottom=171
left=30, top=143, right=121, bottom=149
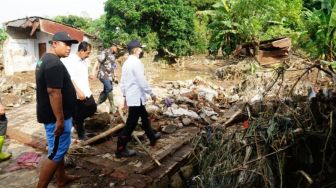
left=115, top=148, right=136, bottom=158
left=150, top=132, right=161, bottom=146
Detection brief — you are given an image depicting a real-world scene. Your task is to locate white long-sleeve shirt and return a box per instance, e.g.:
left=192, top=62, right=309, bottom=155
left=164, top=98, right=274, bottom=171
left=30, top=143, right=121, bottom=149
left=120, top=55, right=154, bottom=106
left=62, top=54, right=92, bottom=98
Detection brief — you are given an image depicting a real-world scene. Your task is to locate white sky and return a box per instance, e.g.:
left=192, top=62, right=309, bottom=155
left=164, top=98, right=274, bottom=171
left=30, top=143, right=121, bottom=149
left=0, top=0, right=106, bottom=26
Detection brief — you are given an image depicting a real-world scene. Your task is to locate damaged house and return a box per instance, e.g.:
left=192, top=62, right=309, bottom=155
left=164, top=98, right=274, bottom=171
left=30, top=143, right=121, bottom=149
left=2, top=16, right=90, bottom=75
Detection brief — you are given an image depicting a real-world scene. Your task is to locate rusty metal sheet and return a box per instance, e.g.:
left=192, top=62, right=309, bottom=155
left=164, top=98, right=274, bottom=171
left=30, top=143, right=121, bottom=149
left=256, top=37, right=291, bottom=66
left=256, top=48, right=289, bottom=66
left=271, top=37, right=291, bottom=49
left=39, top=19, right=84, bottom=42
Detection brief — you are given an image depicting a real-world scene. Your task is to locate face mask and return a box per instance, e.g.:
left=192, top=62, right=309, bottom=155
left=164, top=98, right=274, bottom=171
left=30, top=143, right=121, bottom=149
left=139, top=51, right=144, bottom=58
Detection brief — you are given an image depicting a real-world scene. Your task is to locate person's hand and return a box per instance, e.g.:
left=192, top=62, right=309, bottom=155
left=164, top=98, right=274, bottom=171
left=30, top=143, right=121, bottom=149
left=77, top=91, right=86, bottom=101
left=0, top=103, right=5, bottom=115
left=54, top=120, right=64, bottom=137
left=151, top=95, right=157, bottom=104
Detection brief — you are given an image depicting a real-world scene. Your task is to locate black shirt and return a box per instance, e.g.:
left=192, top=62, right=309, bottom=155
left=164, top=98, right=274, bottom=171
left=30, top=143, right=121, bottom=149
left=36, top=53, right=76, bottom=124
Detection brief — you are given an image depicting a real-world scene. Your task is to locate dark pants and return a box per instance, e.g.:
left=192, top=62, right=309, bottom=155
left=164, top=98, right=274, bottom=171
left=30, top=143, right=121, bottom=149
left=117, top=104, right=156, bottom=152
left=0, top=114, right=7, bottom=136
left=73, top=95, right=97, bottom=139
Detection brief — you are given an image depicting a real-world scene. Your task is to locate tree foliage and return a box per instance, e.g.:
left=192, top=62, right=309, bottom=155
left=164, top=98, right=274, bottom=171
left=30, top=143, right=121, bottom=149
left=202, top=0, right=303, bottom=56
left=104, top=0, right=201, bottom=56
left=300, top=0, right=336, bottom=60
left=55, top=15, right=92, bottom=31
left=186, top=0, right=218, bottom=10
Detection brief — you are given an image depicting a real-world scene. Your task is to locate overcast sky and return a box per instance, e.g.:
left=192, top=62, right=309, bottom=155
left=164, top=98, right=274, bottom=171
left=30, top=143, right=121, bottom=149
left=0, top=0, right=106, bottom=26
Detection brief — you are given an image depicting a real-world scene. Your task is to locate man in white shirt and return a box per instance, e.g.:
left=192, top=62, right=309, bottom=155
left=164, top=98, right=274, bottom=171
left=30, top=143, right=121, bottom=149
left=62, top=41, right=97, bottom=140
left=116, top=40, right=161, bottom=158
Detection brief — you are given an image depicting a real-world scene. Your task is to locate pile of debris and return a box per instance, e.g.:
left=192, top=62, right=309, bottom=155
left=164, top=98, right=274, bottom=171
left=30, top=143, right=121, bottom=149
left=0, top=76, right=36, bottom=108
left=192, top=60, right=336, bottom=187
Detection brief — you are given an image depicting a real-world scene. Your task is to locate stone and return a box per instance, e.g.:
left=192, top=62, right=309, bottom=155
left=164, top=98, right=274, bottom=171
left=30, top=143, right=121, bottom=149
left=182, top=117, right=192, bottom=126
left=197, top=87, right=218, bottom=102
left=162, top=124, right=177, bottom=134
left=177, top=123, right=183, bottom=129
left=170, top=172, right=183, bottom=188
left=180, top=165, right=193, bottom=179
left=146, top=104, right=160, bottom=115
left=210, top=115, right=219, bottom=121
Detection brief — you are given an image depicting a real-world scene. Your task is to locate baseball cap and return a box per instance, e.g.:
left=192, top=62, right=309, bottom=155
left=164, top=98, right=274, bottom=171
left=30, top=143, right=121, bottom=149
left=127, top=40, right=146, bottom=51
left=50, top=31, right=79, bottom=44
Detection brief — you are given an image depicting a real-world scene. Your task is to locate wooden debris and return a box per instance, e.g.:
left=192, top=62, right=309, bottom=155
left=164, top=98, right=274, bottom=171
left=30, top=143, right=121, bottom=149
left=80, top=123, right=124, bottom=146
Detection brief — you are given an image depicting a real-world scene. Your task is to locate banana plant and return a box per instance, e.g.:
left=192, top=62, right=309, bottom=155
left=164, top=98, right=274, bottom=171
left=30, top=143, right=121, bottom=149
left=301, top=0, right=336, bottom=60
left=201, top=0, right=302, bottom=57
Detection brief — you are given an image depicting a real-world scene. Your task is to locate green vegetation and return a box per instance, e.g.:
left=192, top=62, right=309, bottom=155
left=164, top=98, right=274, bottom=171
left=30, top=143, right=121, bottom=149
left=54, top=15, right=105, bottom=41
left=299, top=0, right=336, bottom=60
left=51, top=0, right=336, bottom=60
left=0, top=28, right=7, bottom=43
left=201, top=0, right=303, bottom=56
left=103, top=0, right=202, bottom=56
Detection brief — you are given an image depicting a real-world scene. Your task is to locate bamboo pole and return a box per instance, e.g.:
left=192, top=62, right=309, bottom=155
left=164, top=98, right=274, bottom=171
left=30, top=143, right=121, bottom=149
left=80, top=123, right=124, bottom=146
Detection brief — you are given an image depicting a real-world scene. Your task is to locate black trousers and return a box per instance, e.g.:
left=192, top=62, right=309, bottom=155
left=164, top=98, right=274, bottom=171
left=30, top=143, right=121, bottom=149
left=0, top=114, right=7, bottom=136
left=73, top=95, right=97, bottom=137
left=117, top=104, right=155, bottom=151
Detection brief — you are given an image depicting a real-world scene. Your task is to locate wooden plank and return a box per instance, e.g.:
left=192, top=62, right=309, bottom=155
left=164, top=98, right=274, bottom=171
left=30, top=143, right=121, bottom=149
left=136, top=127, right=199, bottom=174
left=147, top=144, right=194, bottom=181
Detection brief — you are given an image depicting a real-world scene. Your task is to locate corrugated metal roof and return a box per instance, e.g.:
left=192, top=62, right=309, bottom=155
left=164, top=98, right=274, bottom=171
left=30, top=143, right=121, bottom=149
left=40, top=19, right=84, bottom=41
left=4, top=16, right=86, bottom=41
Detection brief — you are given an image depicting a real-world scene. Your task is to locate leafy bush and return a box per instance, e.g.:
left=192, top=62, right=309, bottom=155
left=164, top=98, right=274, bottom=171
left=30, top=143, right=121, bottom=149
left=104, top=0, right=200, bottom=56
left=203, top=0, right=303, bottom=56
left=299, top=0, right=336, bottom=60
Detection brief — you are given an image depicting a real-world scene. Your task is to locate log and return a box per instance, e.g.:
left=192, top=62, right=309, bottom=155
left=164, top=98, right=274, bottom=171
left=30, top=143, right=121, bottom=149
left=80, top=123, right=124, bottom=146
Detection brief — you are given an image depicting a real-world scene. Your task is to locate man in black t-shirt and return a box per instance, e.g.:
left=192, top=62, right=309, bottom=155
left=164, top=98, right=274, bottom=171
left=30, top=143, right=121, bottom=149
left=36, top=31, right=79, bottom=188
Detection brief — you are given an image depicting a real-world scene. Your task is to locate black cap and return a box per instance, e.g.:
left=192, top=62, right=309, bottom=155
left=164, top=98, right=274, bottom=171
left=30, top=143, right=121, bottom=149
left=51, top=31, right=79, bottom=44
left=127, top=40, right=145, bottom=51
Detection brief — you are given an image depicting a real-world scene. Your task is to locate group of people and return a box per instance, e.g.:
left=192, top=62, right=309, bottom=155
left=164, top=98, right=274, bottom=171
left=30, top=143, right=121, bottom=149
left=0, top=31, right=161, bottom=187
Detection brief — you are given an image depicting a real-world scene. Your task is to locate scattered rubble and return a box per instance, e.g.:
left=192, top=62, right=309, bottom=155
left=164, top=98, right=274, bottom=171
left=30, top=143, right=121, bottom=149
left=2, top=52, right=336, bottom=187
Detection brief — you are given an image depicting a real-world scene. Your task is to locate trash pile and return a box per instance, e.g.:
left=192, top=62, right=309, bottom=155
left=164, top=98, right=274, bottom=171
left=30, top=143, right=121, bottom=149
left=191, top=59, right=336, bottom=187
left=0, top=76, right=36, bottom=107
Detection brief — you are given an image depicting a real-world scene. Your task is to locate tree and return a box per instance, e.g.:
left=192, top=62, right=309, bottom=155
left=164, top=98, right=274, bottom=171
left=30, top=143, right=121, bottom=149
left=55, top=15, right=91, bottom=31
left=104, top=0, right=200, bottom=56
